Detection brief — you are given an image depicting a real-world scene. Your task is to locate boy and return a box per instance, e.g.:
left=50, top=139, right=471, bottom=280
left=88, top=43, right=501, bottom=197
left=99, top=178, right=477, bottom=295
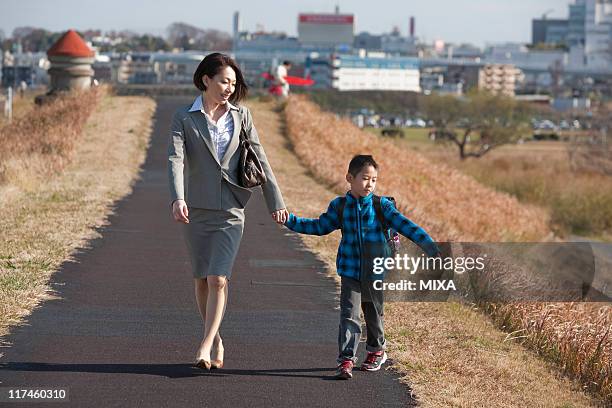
left=283, top=154, right=440, bottom=379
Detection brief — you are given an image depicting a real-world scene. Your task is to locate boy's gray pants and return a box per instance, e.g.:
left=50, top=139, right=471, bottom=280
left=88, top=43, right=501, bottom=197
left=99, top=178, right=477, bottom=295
left=337, top=276, right=386, bottom=364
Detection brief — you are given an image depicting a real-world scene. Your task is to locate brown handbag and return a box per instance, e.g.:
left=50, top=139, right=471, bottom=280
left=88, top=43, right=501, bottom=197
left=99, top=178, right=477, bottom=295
left=238, top=123, right=267, bottom=188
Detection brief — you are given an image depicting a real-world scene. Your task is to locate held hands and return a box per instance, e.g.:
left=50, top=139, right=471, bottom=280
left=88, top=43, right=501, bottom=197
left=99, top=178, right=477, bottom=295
left=172, top=199, right=189, bottom=224
left=271, top=208, right=289, bottom=224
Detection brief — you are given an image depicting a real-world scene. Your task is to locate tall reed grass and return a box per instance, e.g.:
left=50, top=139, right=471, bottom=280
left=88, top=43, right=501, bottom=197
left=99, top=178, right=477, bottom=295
left=458, top=154, right=612, bottom=238
left=0, top=87, right=104, bottom=188
left=486, top=302, right=611, bottom=402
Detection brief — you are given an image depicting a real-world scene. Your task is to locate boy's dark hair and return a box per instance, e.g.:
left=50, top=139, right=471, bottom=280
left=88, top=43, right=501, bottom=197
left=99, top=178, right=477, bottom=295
left=193, top=52, right=248, bottom=104
left=347, top=155, right=378, bottom=177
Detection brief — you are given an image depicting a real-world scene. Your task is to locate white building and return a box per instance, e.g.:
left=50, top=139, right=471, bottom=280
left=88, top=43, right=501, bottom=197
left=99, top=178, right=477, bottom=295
left=306, top=54, right=420, bottom=92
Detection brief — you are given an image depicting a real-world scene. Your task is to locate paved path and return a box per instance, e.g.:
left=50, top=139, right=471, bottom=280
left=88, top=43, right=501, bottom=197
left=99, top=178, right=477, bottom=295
left=0, top=97, right=416, bottom=407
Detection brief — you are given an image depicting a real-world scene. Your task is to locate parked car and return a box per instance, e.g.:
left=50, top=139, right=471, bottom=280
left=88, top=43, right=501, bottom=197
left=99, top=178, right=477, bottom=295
left=538, top=120, right=557, bottom=131
left=412, top=118, right=427, bottom=128
left=381, top=127, right=405, bottom=137
left=533, top=133, right=560, bottom=141
left=366, top=116, right=380, bottom=127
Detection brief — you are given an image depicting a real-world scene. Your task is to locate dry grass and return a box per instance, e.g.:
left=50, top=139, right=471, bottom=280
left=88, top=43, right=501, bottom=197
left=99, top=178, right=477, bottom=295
left=384, top=302, right=603, bottom=407
left=0, top=87, right=105, bottom=206
left=485, top=302, right=611, bottom=400
left=248, top=97, right=601, bottom=407
left=284, top=94, right=550, bottom=242
left=0, top=90, right=156, bottom=342
left=0, top=88, right=38, bottom=126
left=396, top=137, right=612, bottom=239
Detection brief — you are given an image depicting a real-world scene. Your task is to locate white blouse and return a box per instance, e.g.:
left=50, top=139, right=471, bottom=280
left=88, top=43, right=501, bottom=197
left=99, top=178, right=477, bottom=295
left=189, top=94, right=238, bottom=161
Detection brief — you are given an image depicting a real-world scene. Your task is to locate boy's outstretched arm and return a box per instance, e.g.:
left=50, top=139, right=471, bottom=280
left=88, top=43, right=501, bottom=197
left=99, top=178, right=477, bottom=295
left=284, top=199, right=341, bottom=236
left=381, top=198, right=440, bottom=257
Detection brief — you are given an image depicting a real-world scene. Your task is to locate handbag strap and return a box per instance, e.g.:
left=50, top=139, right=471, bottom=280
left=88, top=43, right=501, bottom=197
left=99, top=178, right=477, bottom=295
left=238, top=107, right=249, bottom=143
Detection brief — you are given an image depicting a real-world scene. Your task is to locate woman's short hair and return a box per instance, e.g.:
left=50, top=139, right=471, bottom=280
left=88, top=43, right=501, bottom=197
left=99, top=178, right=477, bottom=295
left=193, top=53, right=248, bottom=104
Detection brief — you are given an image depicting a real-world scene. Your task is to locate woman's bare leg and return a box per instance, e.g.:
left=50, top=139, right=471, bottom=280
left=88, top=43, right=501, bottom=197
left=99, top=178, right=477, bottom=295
left=195, top=278, right=226, bottom=360
left=194, top=278, right=208, bottom=331
left=196, top=275, right=227, bottom=361
left=212, top=284, right=228, bottom=362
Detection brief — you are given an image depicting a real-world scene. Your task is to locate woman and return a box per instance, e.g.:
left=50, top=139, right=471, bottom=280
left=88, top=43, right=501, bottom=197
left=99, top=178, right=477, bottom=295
left=168, top=53, right=288, bottom=369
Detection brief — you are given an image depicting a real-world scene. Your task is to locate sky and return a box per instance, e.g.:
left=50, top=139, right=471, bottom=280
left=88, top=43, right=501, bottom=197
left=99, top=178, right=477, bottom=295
left=2, top=0, right=573, bottom=47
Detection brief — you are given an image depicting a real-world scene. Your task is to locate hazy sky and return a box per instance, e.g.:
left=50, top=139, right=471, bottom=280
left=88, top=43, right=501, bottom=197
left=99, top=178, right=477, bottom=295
left=2, top=0, right=572, bottom=47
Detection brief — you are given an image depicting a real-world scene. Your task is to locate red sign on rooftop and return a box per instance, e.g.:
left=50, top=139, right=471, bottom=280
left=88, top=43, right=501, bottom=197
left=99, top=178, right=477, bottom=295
left=299, top=14, right=354, bottom=25
left=47, top=29, right=94, bottom=58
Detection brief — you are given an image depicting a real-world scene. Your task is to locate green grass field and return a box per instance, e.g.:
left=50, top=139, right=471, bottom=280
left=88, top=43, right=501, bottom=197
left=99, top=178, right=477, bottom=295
left=364, top=127, right=432, bottom=142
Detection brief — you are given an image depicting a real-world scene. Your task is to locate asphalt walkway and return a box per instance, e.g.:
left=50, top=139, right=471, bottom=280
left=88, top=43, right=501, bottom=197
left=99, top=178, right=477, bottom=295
left=0, top=97, right=416, bottom=407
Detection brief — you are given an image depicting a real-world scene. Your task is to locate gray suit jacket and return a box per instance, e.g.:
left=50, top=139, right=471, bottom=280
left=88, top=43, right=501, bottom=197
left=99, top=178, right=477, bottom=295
left=168, top=102, right=286, bottom=212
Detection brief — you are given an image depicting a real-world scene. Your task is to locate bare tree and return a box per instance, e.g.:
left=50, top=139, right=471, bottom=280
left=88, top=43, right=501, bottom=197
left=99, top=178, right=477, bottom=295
left=11, top=26, right=37, bottom=39
left=167, top=22, right=203, bottom=46
left=166, top=22, right=231, bottom=50
left=422, top=90, right=532, bottom=160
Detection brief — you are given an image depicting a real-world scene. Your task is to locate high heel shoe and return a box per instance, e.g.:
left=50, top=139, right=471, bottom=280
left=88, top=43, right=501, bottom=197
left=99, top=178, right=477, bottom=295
left=194, top=358, right=211, bottom=370
left=211, top=343, right=224, bottom=369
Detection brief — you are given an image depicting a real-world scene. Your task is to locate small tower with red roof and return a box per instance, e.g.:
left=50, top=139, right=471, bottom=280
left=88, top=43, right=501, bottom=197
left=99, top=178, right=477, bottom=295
left=46, top=29, right=94, bottom=92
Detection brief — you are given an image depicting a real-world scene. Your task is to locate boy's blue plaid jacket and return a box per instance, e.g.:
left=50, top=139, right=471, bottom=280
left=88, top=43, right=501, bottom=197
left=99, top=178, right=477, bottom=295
left=284, top=192, right=440, bottom=280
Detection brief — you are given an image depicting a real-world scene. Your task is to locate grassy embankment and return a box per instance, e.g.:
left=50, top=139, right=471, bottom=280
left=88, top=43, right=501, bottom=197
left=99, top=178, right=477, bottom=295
left=0, top=86, right=156, bottom=342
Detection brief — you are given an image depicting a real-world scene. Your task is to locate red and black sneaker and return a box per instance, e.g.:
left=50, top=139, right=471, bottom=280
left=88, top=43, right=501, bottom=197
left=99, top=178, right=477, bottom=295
left=335, top=359, right=354, bottom=380
left=361, top=351, right=388, bottom=371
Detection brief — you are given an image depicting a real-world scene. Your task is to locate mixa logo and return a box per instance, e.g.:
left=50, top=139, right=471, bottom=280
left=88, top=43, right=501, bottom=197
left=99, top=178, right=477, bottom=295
left=420, top=279, right=456, bottom=290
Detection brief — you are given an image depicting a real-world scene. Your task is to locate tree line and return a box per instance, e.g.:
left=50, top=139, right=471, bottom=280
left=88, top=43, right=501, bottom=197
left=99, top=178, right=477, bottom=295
left=0, top=22, right=232, bottom=53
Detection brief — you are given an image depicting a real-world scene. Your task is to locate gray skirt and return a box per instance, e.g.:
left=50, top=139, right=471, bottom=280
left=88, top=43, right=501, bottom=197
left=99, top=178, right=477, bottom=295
left=182, top=207, right=245, bottom=280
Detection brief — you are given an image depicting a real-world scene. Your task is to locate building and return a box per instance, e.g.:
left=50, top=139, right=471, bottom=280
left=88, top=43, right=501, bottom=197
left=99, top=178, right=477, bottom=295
left=1, top=50, right=49, bottom=88
left=235, top=32, right=301, bottom=54
left=153, top=51, right=207, bottom=84
left=303, top=53, right=334, bottom=89
left=112, top=53, right=157, bottom=84
left=354, top=32, right=382, bottom=51
left=529, top=0, right=611, bottom=72
left=381, top=30, right=418, bottom=55
left=1, top=65, right=33, bottom=87
left=46, top=29, right=95, bottom=91
left=584, top=0, right=612, bottom=69
left=233, top=11, right=241, bottom=50
left=298, top=11, right=354, bottom=50
left=485, top=43, right=565, bottom=71
left=478, top=64, right=523, bottom=96
left=445, top=64, right=481, bottom=91
left=306, top=53, right=420, bottom=92
left=532, top=19, right=570, bottom=45
left=568, top=1, right=587, bottom=46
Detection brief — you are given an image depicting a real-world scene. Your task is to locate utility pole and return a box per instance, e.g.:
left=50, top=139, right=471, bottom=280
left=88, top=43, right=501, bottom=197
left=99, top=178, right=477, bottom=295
left=6, top=86, right=13, bottom=122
